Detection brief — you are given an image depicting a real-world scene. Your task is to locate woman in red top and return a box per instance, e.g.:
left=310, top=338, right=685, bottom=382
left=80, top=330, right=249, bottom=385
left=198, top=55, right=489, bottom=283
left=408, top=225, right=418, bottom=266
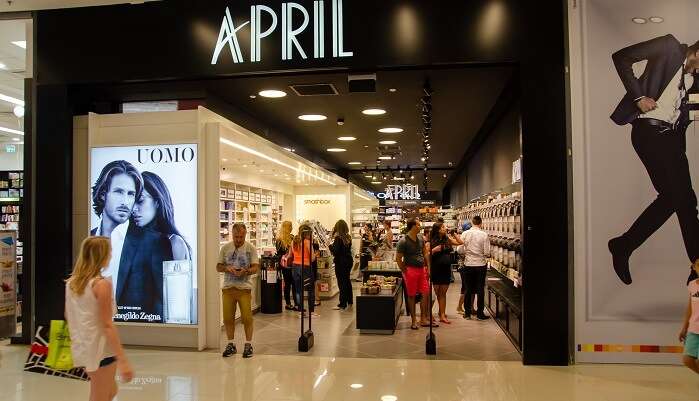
left=291, top=224, right=317, bottom=314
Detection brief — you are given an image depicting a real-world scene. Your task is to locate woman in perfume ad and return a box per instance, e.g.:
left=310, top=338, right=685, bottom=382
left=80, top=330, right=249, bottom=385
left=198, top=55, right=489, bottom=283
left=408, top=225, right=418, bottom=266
left=131, top=171, right=192, bottom=261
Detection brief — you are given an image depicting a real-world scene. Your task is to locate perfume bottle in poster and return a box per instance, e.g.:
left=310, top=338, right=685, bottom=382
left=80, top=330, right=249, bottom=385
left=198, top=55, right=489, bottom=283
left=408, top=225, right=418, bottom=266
left=163, top=260, right=193, bottom=325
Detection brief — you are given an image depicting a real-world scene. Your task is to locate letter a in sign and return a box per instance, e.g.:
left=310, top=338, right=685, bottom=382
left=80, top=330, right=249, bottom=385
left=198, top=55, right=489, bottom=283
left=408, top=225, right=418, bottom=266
left=212, top=7, right=250, bottom=64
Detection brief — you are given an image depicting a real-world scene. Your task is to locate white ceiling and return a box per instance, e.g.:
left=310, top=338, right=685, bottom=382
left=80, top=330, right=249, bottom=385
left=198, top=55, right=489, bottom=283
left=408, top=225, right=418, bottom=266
left=0, top=1, right=158, bottom=12
left=0, top=19, right=26, bottom=143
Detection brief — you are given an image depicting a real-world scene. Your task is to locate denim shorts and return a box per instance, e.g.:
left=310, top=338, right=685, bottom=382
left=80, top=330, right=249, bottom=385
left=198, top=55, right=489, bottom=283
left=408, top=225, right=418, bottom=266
left=684, top=332, right=699, bottom=358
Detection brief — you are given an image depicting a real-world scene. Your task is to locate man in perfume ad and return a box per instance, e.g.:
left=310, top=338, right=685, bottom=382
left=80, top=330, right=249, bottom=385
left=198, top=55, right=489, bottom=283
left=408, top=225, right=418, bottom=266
left=90, top=145, right=198, bottom=325
left=608, top=34, right=699, bottom=286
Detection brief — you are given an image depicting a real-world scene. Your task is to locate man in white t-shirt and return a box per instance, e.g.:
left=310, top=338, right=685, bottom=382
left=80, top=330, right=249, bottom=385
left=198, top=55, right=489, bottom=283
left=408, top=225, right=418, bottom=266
left=217, top=223, right=259, bottom=358
left=458, top=216, right=491, bottom=320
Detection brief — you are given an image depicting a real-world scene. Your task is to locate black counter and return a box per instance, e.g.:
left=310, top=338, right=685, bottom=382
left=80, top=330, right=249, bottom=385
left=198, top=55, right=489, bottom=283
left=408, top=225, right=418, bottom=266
left=486, top=269, right=522, bottom=352
left=356, top=281, right=404, bottom=334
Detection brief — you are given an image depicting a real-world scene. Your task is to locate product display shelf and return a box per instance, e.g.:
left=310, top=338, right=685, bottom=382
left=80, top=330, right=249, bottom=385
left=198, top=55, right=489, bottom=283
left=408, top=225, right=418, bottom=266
left=455, top=189, right=522, bottom=285
left=356, top=278, right=403, bottom=334
left=351, top=207, right=378, bottom=239
left=220, top=182, right=283, bottom=255
left=316, top=255, right=339, bottom=299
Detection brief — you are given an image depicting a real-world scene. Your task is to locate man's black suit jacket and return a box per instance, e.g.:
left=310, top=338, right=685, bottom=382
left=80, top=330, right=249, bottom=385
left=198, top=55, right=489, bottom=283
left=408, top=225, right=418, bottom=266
left=611, top=34, right=688, bottom=126
left=114, top=224, right=172, bottom=322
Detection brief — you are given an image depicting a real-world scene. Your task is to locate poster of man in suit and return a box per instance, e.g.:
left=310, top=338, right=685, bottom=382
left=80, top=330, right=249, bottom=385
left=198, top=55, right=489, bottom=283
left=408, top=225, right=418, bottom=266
left=90, top=144, right=198, bottom=325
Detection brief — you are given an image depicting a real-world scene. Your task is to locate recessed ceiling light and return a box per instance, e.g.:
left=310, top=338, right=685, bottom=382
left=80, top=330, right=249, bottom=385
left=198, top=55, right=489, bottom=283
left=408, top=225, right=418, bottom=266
left=381, top=396, right=398, bottom=401
left=13, top=106, right=24, bottom=118
left=12, top=138, right=20, bottom=141
left=362, top=108, right=386, bottom=115
left=222, top=158, right=228, bottom=162
left=364, top=174, right=373, bottom=178
left=242, top=164, right=248, bottom=168
left=379, top=140, right=397, bottom=145
left=649, top=16, right=664, bottom=23
left=371, top=181, right=382, bottom=184
left=11, top=41, right=26, bottom=49
left=632, top=17, right=647, bottom=24
left=393, top=176, right=405, bottom=181
left=259, top=89, right=287, bottom=98
left=249, top=95, right=257, bottom=99
left=338, top=136, right=356, bottom=141
left=327, top=148, right=346, bottom=152
left=348, top=161, right=361, bottom=165
left=259, top=169, right=265, bottom=173
left=378, top=156, right=392, bottom=160
left=389, top=88, right=397, bottom=93
left=350, top=384, right=364, bottom=389
left=299, top=114, right=327, bottom=121
left=378, top=127, right=403, bottom=134
left=0, top=62, right=6, bottom=70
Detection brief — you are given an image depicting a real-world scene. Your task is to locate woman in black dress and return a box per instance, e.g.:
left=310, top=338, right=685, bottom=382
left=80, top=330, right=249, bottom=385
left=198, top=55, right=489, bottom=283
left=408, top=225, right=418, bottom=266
left=430, top=222, right=461, bottom=324
left=330, top=219, right=354, bottom=310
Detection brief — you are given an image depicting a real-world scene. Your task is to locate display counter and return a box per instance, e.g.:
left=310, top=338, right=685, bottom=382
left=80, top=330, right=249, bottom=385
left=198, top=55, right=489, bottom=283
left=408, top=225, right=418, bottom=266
left=356, top=280, right=403, bottom=334
left=485, top=269, right=522, bottom=351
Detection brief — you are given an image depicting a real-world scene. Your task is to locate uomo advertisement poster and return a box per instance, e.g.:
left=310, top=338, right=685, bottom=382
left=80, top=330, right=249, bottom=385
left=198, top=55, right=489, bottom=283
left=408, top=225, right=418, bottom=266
left=90, top=144, right=198, bottom=325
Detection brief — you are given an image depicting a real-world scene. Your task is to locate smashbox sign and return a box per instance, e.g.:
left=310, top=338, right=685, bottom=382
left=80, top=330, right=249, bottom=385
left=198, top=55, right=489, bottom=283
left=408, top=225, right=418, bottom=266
left=212, top=0, right=353, bottom=64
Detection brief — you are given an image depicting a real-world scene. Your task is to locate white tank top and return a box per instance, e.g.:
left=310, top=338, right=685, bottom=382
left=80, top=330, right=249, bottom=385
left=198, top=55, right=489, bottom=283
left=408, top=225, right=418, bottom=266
left=64, top=277, right=114, bottom=372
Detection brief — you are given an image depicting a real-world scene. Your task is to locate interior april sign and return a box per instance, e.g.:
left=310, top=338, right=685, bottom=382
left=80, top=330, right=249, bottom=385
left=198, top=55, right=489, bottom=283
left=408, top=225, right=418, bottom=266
left=378, top=184, right=421, bottom=200
left=212, top=0, right=353, bottom=64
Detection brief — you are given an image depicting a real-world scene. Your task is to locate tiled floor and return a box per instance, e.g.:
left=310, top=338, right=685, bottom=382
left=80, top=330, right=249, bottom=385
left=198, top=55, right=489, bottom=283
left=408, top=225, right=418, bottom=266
left=224, top=279, right=520, bottom=361
left=2, top=344, right=699, bottom=401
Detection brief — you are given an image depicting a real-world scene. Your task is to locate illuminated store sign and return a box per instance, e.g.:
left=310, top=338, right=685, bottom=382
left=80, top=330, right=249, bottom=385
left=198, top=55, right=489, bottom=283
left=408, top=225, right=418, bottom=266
left=377, top=184, right=421, bottom=200
left=212, top=0, right=353, bottom=64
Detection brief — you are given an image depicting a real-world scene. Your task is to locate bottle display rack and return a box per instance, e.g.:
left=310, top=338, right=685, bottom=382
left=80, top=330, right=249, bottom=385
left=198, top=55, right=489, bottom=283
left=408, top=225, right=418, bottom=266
left=219, top=182, right=284, bottom=256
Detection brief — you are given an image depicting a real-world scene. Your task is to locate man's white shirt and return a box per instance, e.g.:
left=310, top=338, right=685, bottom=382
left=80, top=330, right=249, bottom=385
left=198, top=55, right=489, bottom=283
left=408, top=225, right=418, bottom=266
left=639, top=60, right=694, bottom=125
left=96, top=218, right=129, bottom=298
left=459, top=227, right=491, bottom=267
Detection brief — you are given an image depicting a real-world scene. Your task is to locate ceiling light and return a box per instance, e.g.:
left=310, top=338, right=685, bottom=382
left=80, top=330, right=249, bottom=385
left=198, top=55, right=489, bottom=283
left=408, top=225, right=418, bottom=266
left=632, top=17, right=647, bottom=24
left=0, top=126, right=23, bottom=136
left=0, top=93, right=24, bottom=107
left=249, top=95, right=257, bottom=99
left=364, top=174, right=373, bottom=178
left=12, top=138, right=20, bottom=141
left=259, top=169, right=265, bottom=173
left=381, top=396, right=398, bottom=401
left=221, top=158, right=228, bottom=162
left=327, top=148, right=346, bottom=152
left=348, top=161, right=361, bottom=165
left=379, top=140, right=397, bottom=145
left=259, top=89, right=287, bottom=98
left=362, top=108, right=386, bottom=115
left=338, top=136, right=356, bottom=141
left=13, top=106, right=24, bottom=118
left=389, top=88, right=397, bottom=93
left=11, top=41, right=26, bottom=49
left=0, top=63, right=5, bottom=70
left=393, top=176, right=405, bottom=181
left=378, top=156, right=392, bottom=160
left=442, top=173, right=447, bottom=178
left=220, top=137, right=336, bottom=185
left=378, top=127, right=403, bottom=134
left=649, top=16, right=664, bottom=23
left=371, top=181, right=382, bottom=184
left=299, top=114, right=327, bottom=121
left=350, top=384, right=364, bottom=389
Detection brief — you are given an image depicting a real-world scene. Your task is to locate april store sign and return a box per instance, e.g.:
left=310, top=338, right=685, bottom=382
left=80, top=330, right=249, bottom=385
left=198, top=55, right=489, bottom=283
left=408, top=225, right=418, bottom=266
left=378, top=185, right=421, bottom=200
left=212, top=0, right=353, bottom=64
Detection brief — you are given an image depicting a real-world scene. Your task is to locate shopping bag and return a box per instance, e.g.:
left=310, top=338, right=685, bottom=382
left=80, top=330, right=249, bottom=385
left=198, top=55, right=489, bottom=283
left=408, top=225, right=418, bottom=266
left=24, top=326, right=88, bottom=381
left=45, top=320, right=74, bottom=371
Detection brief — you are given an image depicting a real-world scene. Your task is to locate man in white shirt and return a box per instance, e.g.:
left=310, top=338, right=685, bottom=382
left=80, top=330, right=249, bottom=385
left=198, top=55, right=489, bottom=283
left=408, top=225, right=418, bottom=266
left=459, top=216, right=491, bottom=320
left=609, top=36, right=699, bottom=285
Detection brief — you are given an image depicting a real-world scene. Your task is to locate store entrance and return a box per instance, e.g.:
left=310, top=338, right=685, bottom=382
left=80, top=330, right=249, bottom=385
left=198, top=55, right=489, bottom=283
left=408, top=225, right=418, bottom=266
left=210, top=66, right=522, bottom=361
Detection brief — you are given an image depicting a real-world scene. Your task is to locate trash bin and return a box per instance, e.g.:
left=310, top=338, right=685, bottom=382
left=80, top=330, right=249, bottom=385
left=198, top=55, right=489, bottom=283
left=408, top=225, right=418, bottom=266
left=260, top=256, right=282, bottom=314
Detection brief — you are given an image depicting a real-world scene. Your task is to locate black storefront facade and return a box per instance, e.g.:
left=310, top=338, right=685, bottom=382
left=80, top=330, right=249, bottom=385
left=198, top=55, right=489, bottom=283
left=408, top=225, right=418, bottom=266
left=24, top=0, right=571, bottom=365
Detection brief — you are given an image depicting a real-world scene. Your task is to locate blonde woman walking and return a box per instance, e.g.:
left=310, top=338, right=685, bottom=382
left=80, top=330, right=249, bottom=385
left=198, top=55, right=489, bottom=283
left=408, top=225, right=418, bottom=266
left=65, top=237, right=133, bottom=401
left=276, top=221, right=296, bottom=310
